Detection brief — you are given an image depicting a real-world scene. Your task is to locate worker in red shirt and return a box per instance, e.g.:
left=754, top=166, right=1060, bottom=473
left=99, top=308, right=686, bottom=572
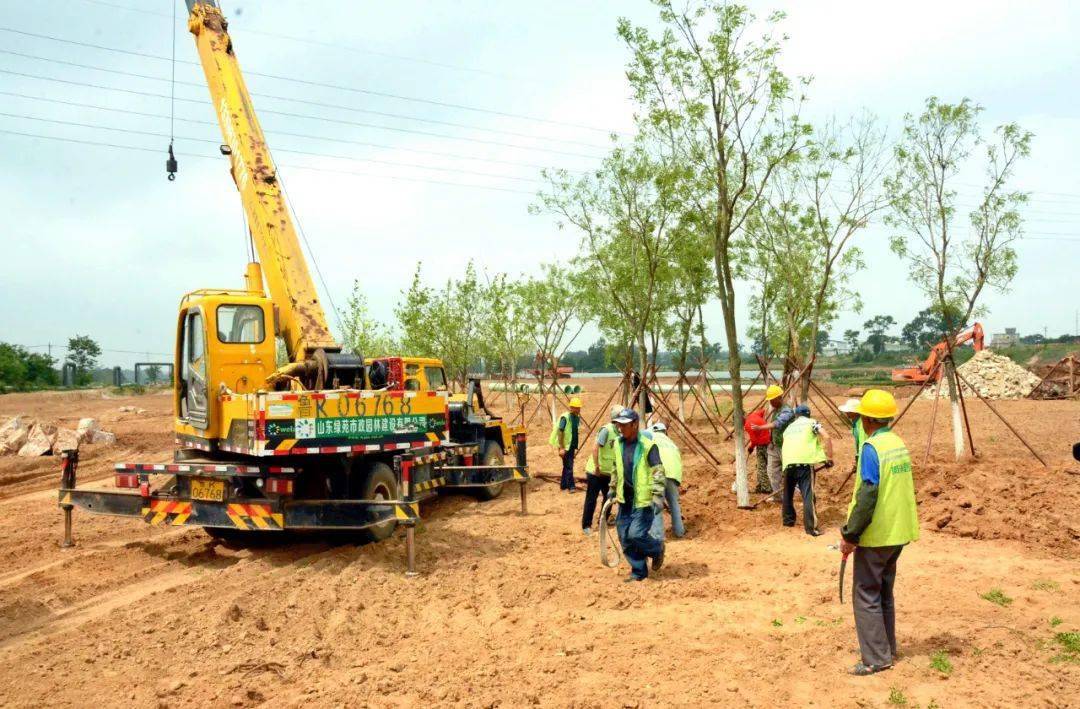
left=744, top=408, right=773, bottom=493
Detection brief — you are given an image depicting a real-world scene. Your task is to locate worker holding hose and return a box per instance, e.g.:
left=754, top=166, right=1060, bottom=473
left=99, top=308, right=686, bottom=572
left=608, top=408, right=666, bottom=582
left=581, top=406, right=621, bottom=536
left=839, top=389, right=919, bottom=676
left=550, top=397, right=583, bottom=493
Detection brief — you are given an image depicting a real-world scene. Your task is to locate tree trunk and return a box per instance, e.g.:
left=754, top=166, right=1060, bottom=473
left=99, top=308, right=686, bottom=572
left=677, top=374, right=686, bottom=422
left=637, top=334, right=649, bottom=422
left=944, top=359, right=965, bottom=460
left=717, top=270, right=750, bottom=508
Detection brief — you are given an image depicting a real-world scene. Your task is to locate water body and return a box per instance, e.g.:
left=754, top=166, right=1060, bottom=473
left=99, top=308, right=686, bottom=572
left=567, top=370, right=773, bottom=380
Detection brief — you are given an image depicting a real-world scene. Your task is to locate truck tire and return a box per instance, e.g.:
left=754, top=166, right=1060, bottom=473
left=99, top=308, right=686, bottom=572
left=474, top=440, right=505, bottom=501
left=362, top=462, right=398, bottom=542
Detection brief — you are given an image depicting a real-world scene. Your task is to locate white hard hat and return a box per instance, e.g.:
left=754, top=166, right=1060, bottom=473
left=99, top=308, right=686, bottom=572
left=651, top=422, right=667, bottom=432
left=839, top=398, right=861, bottom=414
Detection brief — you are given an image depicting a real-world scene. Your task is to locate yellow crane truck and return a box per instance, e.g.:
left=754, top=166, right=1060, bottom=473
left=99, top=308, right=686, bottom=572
left=58, top=0, right=528, bottom=572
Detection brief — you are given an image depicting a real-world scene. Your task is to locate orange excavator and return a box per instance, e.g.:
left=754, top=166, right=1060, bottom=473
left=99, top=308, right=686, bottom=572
left=891, top=323, right=985, bottom=383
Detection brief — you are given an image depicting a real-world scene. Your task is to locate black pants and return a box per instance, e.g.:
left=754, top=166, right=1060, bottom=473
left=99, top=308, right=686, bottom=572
left=853, top=545, right=904, bottom=667
left=581, top=473, right=611, bottom=530
left=559, top=449, right=577, bottom=490
left=781, top=464, right=818, bottom=533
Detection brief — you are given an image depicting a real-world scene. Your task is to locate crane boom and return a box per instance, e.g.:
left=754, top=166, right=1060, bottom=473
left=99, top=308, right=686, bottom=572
left=185, top=0, right=339, bottom=362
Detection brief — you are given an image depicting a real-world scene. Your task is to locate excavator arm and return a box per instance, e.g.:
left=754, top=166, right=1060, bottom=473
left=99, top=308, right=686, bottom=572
left=185, top=0, right=338, bottom=363
left=891, top=322, right=985, bottom=383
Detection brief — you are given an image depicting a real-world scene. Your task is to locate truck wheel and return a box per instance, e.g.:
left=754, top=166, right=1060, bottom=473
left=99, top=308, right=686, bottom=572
left=362, top=462, right=398, bottom=542
left=474, top=440, right=505, bottom=501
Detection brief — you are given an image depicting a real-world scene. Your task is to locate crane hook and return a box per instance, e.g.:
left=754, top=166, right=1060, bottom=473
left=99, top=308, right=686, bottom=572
left=166, top=142, right=178, bottom=181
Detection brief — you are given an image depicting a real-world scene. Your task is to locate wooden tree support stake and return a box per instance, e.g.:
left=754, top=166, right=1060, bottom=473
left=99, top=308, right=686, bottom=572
left=953, top=366, right=1047, bottom=467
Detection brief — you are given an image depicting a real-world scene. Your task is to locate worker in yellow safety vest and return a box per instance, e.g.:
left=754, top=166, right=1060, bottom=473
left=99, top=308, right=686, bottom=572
left=649, top=422, right=685, bottom=538
left=779, top=404, right=834, bottom=536
left=549, top=397, right=582, bottom=493
left=840, top=389, right=919, bottom=677
left=581, top=406, right=621, bottom=535
left=609, top=408, right=666, bottom=582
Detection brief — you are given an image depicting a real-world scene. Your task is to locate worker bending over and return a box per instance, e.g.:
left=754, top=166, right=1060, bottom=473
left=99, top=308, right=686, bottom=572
left=649, top=422, right=685, bottom=538
left=841, top=389, right=919, bottom=676
left=780, top=404, right=833, bottom=536
left=549, top=397, right=583, bottom=493
left=581, top=406, right=621, bottom=536
left=609, top=408, right=665, bottom=582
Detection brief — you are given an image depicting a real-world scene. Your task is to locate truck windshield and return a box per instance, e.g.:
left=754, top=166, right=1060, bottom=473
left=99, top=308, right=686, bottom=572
left=424, top=366, right=447, bottom=391
left=217, top=304, right=265, bottom=343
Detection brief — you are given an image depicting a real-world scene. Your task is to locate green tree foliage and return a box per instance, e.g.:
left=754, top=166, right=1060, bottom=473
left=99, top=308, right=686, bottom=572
left=535, top=139, right=688, bottom=413
left=843, top=329, right=861, bottom=352
left=342, top=280, right=399, bottom=359
left=617, top=1, right=810, bottom=505
left=863, top=315, right=896, bottom=355
left=900, top=306, right=962, bottom=352
left=66, top=335, right=101, bottom=386
left=395, top=263, right=488, bottom=388
left=886, top=97, right=1032, bottom=332
left=0, top=343, right=58, bottom=390
left=517, top=262, right=588, bottom=372
left=484, top=273, right=533, bottom=382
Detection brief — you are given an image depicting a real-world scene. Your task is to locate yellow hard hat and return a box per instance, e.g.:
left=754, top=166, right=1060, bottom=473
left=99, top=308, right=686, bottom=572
left=569, top=397, right=583, bottom=408
left=855, top=389, right=898, bottom=420
left=765, top=385, right=783, bottom=401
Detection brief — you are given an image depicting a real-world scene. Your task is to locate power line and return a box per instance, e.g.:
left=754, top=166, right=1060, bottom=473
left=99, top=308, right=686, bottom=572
left=0, top=89, right=565, bottom=172
left=65, top=0, right=581, bottom=94
left=0, top=110, right=544, bottom=183
left=0, top=65, right=604, bottom=160
left=0, top=46, right=611, bottom=152
left=0, top=128, right=535, bottom=195
left=18, top=343, right=173, bottom=357
left=0, top=24, right=619, bottom=135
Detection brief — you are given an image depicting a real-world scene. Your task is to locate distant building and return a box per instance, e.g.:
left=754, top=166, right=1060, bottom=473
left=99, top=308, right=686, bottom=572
left=991, top=327, right=1019, bottom=348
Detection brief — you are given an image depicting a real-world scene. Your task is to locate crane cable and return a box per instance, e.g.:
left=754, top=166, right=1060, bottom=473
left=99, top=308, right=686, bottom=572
left=165, top=0, right=177, bottom=180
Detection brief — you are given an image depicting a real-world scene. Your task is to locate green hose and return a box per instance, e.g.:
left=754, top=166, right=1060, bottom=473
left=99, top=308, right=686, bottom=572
left=599, top=497, right=622, bottom=568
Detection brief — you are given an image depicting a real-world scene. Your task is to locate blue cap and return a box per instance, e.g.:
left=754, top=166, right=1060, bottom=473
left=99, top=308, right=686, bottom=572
left=794, top=404, right=811, bottom=417
left=612, top=407, right=639, bottom=424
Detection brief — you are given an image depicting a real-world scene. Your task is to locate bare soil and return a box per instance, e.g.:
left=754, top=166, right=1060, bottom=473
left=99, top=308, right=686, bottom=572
left=0, top=381, right=1076, bottom=708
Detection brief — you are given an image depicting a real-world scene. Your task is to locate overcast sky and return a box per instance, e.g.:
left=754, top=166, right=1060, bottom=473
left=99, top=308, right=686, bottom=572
left=2, top=0, right=1079, bottom=369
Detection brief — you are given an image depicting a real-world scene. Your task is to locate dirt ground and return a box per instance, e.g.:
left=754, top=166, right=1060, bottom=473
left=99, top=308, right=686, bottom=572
left=0, top=380, right=1077, bottom=708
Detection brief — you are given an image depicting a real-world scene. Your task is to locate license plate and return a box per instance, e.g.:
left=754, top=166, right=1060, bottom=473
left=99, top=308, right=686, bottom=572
left=190, top=477, right=225, bottom=502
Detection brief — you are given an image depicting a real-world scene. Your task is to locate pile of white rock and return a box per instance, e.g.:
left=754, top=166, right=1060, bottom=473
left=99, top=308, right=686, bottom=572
left=0, top=416, right=116, bottom=457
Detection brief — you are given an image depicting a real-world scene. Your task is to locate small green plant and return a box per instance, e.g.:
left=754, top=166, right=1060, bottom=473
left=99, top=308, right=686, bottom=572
left=971, top=646, right=986, bottom=657
left=794, top=615, right=807, bottom=625
left=927, top=700, right=941, bottom=709
left=1050, top=617, right=1063, bottom=627
left=771, top=618, right=783, bottom=627
left=929, top=650, right=953, bottom=675
left=980, top=588, right=1013, bottom=607
left=1050, top=631, right=1080, bottom=664
left=1032, top=579, right=1060, bottom=592
left=887, top=687, right=908, bottom=705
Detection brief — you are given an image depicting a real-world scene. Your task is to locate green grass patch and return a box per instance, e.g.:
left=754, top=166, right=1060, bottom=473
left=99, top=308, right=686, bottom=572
left=887, top=687, right=908, bottom=705
left=929, top=650, right=953, bottom=675
left=1050, top=617, right=1063, bottom=627
left=1032, top=579, right=1060, bottom=592
left=980, top=588, right=1013, bottom=607
left=770, top=618, right=783, bottom=627
left=1050, top=631, right=1080, bottom=664
left=794, top=615, right=807, bottom=625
